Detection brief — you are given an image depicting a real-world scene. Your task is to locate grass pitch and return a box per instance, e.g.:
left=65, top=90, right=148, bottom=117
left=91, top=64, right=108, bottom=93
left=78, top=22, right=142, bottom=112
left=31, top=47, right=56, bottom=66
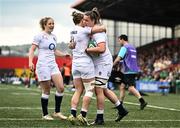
left=0, top=84, right=180, bottom=128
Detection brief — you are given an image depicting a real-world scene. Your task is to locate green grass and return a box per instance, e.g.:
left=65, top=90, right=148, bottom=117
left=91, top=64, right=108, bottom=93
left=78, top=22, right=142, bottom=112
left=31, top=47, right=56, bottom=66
left=0, top=84, right=180, bottom=128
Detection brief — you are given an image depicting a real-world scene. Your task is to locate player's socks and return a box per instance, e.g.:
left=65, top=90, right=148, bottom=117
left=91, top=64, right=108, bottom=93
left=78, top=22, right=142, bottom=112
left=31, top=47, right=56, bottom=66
left=115, top=101, right=124, bottom=113
left=120, top=101, right=123, bottom=105
left=114, top=100, right=128, bottom=122
left=41, top=94, right=49, bottom=116
left=139, top=97, right=145, bottom=104
left=96, top=114, right=103, bottom=120
left=80, top=108, right=87, bottom=117
left=92, top=114, right=104, bottom=125
left=71, top=108, right=77, bottom=117
left=116, top=104, right=126, bottom=113
left=139, top=97, right=147, bottom=110
left=96, top=109, right=104, bottom=121
left=55, top=91, right=63, bottom=113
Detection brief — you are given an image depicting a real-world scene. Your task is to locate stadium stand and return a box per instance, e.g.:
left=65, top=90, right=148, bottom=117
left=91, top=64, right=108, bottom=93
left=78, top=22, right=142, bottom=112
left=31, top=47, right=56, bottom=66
left=137, top=38, right=180, bottom=93
left=72, top=0, right=180, bottom=94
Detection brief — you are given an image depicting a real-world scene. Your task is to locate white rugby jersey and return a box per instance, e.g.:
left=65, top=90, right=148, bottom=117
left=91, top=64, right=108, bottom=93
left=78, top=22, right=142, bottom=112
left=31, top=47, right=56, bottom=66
left=70, top=26, right=92, bottom=63
left=33, top=32, right=57, bottom=66
left=91, top=32, right=113, bottom=65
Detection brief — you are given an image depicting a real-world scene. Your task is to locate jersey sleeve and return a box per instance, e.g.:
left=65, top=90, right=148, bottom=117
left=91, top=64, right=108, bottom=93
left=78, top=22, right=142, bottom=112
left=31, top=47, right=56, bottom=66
left=83, top=27, right=92, bottom=34
left=118, top=46, right=127, bottom=59
left=93, top=33, right=106, bottom=44
left=32, top=34, right=41, bottom=46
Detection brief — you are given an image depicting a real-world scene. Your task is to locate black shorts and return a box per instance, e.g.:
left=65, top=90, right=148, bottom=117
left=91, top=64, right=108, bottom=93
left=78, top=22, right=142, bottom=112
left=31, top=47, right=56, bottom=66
left=122, top=74, right=137, bottom=87
left=108, top=70, right=124, bottom=84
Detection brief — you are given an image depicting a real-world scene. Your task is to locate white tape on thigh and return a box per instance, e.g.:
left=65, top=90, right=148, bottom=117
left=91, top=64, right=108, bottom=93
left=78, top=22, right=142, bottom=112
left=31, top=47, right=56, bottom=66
left=95, top=77, right=108, bottom=88
left=84, top=81, right=95, bottom=97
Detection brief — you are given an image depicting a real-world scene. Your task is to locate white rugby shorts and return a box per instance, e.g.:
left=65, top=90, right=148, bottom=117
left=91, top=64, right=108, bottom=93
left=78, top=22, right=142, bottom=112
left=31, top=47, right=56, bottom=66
left=36, top=64, right=60, bottom=81
left=72, top=61, right=95, bottom=79
left=94, top=63, right=112, bottom=88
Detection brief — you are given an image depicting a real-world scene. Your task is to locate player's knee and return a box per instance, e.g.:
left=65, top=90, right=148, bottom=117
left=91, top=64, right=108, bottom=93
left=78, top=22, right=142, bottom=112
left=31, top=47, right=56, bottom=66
left=85, top=91, right=93, bottom=98
left=58, top=85, right=64, bottom=92
left=83, top=81, right=95, bottom=98
left=128, top=86, right=135, bottom=92
left=84, top=81, right=95, bottom=91
left=42, top=90, right=50, bottom=95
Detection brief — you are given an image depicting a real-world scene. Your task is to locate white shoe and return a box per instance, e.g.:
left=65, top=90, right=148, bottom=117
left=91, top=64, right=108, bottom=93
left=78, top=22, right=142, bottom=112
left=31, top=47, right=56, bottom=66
left=42, top=115, right=54, bottom=120
left=52, top=112, right=67, bottom=120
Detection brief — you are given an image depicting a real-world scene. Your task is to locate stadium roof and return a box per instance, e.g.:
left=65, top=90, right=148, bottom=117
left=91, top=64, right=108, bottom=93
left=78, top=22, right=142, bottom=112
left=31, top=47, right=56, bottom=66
left=71, top=0, right=180, bottom=27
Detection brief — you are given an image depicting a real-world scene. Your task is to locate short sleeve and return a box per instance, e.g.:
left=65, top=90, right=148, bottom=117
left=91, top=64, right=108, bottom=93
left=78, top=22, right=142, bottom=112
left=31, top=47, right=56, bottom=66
left=118, top=46, right=127, bottom=59
left=94, top=33, right=106, bottom=44
left=83, top=27, right=92, bottom=34
left=32, top=34, right=41, bottom=46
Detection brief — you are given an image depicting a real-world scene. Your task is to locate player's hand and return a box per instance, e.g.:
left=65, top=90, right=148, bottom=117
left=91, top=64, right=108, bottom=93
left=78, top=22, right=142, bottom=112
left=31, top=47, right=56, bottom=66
left=65, top=53, right=71, bottom=57
left=29, top=62, right=34, bottom=72
left=85, top=48, right=92, bottom=55
left=68, top=41, right=76, bottom=49
left=85, top=48, right=89, bottom=53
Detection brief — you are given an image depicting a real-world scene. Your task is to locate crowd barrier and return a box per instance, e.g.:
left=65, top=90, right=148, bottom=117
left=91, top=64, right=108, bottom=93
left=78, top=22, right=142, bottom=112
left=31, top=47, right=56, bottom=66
left=136, top=81, right=169, bottom=93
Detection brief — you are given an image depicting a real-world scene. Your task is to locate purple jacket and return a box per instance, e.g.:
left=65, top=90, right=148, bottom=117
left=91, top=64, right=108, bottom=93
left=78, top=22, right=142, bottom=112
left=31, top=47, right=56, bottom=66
left=122, top=43, right=140, bottom=73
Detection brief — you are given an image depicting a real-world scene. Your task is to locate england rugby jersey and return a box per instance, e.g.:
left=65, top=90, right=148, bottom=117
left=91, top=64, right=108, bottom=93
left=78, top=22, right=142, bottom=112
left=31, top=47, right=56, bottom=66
left=33, top=32, right=57, bottom=66
left=70, top=26, right=92, bottom=63
left=91, top=32, right=113, bottom=65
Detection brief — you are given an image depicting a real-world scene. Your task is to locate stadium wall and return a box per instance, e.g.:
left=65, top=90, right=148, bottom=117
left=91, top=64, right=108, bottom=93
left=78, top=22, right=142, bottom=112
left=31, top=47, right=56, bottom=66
left=0, top=56, right=72, bottom=69
left=0, top=56, right=72, bottom=77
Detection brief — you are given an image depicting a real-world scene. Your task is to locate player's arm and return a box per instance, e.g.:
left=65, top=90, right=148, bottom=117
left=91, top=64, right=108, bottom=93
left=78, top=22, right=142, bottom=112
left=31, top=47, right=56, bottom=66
left=68, top=42, right=76, bottom=49
left=113, top=47, right=127, bottom=66
left=86, top=33, right=106, bottom=54
left=86, top=42, right=106, bottom=54
left=54, top=49, right=69, bottom=57
left=68, top=36, right=76, bottom=49
left=91, top=24, right=106, bottom=34
left=113, top=56, right=122, bottom=66
left=28, top=44, right=37, bottom=71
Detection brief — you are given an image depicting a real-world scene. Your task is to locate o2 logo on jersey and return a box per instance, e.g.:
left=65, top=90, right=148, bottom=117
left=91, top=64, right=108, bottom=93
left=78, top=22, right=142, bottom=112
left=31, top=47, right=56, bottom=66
left=49, top=43, right=55, bottom=50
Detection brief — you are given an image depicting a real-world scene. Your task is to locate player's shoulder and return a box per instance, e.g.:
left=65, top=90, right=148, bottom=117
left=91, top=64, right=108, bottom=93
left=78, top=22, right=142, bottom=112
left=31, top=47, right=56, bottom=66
left=34, top=32, right=45, bottom=38
left=72, top=26, right=84, bottom=33
left=37, top=32, right=45, bottom=36
left=120, top=46, right=127, bottom=53
left=94, top=32, right=105, bottom=35
left=51, top=33, right=57, bottom=38
left=93, top=32, right=106, bottom=37
left=121, top=46, right=127, bottom=50
left=33, top=33, right=42, bottom=41
left=79, top=26, right=91, bottom=33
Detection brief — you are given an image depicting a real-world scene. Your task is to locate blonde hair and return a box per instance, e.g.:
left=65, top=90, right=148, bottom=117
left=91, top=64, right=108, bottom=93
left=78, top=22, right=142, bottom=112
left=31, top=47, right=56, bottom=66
left=39, top=17, right=53, bottom=30
left=72, top=11, right=84, bottom=25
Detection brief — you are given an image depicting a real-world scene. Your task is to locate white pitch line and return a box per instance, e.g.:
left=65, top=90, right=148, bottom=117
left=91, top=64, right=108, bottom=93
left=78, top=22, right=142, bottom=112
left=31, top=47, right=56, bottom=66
left=144, top=104, right=180, bottom=111
left=55, top=93, right=180, bottom=112
left=0, top=107, right=54, bottom=110
left=2, top=86, right=180, bottom=112
left=123, top=101, right=180, bottom=112
left=0, top=118, right=180, bottom=122
left=106, top=119, right=180, bottom=122
left=0, top=118, right=42, bottom=121
left=11, top=92, right=39, bottom=96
